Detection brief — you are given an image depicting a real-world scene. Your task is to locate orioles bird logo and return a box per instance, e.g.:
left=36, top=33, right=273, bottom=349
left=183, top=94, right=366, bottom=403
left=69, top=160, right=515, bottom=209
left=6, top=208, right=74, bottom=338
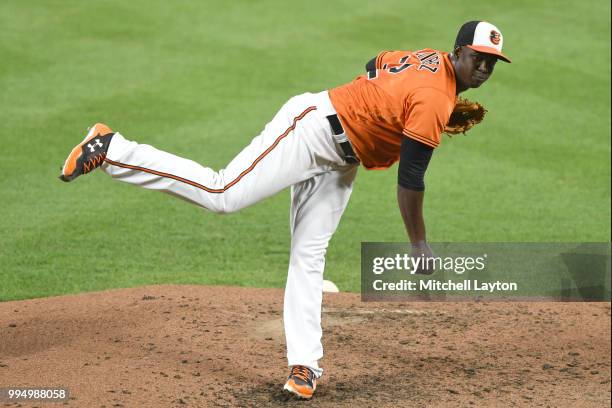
left=490, top=30, right=501, bottom=45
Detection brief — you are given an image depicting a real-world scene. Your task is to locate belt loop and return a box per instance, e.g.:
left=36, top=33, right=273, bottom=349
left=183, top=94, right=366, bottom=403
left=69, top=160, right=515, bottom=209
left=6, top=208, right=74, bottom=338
left=326, top=114, right=348, bottom=144
left=326, top=114, right=359, bottom=164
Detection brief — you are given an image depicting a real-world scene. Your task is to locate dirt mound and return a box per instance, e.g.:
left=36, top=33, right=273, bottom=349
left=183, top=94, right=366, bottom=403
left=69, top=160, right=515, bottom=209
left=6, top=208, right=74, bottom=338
left=0, top=285, right=610, bottom=407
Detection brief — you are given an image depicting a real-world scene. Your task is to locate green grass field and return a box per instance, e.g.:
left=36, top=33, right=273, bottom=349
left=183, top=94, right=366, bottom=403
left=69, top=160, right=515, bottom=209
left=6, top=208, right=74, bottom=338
left=1, top=1, right=610, bottom=301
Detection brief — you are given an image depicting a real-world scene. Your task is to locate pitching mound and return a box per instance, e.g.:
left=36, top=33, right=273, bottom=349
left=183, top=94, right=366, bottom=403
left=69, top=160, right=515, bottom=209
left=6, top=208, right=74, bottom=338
left=0, top=285, right=610, bottom=407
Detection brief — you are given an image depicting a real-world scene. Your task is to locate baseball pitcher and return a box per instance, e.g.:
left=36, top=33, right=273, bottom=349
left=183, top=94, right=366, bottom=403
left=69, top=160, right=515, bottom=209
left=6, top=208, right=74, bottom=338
left=59, top=21, right=510, bottom=399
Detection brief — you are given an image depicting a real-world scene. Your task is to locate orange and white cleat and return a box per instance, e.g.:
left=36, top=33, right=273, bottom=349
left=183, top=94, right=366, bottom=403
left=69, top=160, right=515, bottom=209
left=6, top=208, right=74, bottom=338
left=283, top=365, right=317, bottom=399
left=59, top=123, right=115, bottom=182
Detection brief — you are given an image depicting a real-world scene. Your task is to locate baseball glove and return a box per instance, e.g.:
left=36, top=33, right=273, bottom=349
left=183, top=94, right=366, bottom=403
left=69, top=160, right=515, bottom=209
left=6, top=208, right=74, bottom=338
left=444, top=98, right=487, bottom=135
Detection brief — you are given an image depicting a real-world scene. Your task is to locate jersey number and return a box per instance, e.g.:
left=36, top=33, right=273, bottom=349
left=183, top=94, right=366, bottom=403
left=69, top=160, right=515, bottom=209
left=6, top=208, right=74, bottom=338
left=368, top=51, right=440, bottom=80
left=388, top=56, right=414, bottom=73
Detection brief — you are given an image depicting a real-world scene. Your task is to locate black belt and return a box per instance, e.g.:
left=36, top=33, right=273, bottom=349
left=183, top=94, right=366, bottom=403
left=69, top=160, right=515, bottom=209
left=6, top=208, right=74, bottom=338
left=326, top=114, right=359, bottom=164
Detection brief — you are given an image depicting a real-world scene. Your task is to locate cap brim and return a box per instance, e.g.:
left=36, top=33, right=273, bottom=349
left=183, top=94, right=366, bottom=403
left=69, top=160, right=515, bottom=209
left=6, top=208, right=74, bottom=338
left=467, top=45, right=512, bottom=63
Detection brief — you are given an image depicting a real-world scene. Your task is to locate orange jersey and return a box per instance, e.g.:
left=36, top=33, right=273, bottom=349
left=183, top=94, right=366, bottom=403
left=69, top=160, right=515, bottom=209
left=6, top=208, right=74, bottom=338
left=328, top=49, right=457, bottom=169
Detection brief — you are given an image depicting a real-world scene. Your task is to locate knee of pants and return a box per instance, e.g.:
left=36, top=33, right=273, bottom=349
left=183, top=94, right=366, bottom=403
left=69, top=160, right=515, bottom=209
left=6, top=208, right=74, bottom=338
left=203, top=192, right=245, bottom=215
left=289, top=246, right=328, bottom=273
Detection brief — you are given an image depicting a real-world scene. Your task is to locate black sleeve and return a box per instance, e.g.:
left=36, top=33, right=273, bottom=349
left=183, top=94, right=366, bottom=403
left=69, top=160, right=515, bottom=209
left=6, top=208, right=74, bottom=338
left=398, top=137, right=434, bottom=191
left=365, top=57, right=376, bottom=72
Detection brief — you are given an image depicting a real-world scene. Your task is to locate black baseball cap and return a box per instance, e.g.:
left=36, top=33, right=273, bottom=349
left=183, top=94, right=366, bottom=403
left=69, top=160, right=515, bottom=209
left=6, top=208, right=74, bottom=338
left=455, top=21, right=511, bottom=63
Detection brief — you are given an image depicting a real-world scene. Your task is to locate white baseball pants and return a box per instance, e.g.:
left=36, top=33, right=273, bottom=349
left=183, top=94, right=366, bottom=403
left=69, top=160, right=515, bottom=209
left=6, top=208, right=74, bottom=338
left=100, top=91, right=358, bottom=377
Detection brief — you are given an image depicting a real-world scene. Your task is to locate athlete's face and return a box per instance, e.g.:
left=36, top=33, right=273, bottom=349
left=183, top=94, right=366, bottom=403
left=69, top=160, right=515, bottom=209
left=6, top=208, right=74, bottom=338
left=454, top=47, right=497, bottom=90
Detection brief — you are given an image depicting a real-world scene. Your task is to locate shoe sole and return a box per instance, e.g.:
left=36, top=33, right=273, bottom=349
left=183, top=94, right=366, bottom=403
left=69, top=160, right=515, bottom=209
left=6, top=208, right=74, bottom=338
left=60, top=123, right=113, bottom=182
left=283, top=382, right=315, bottom=399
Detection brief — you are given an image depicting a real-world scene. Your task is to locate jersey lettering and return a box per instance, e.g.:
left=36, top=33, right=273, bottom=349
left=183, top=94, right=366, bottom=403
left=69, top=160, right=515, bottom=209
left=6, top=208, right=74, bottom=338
left=371, top=51, right=440, bottom=80
left=416, top=51, right=440, bottom=73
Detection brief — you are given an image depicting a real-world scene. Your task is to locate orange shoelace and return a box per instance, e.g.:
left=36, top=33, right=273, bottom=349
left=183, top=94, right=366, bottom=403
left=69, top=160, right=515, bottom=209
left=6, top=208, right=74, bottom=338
left=290, top=366, right=313, bottom=383
left=83, top=153, right=106, bottom=174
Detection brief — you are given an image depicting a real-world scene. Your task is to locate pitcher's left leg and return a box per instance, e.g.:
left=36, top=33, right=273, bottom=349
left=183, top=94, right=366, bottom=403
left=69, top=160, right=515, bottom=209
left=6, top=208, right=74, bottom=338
left=283, top=164, right=357, bottom=386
